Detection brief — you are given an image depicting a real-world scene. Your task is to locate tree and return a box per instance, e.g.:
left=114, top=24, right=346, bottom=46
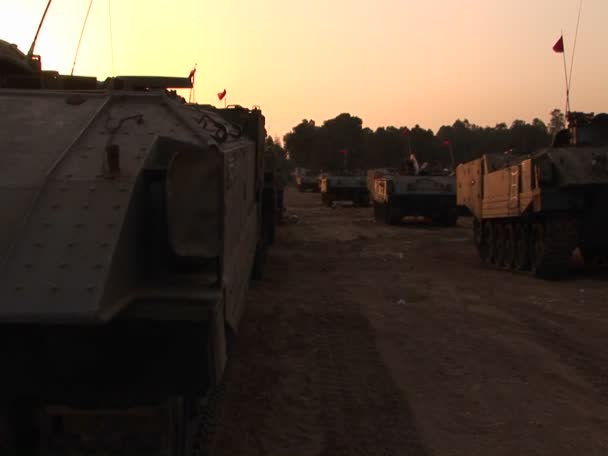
left=283, top=113, right=552, bottom=170
left=548, top=109, right=565, bottom=134
left=283, top=119, right=319, bottom=169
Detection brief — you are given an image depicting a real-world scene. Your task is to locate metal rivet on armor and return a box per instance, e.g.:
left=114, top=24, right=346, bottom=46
left=67, top=242, right=74, bottom=248
left=51, top=204, right=59, bottom=209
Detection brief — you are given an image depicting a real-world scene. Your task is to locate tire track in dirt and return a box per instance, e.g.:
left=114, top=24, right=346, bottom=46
left=315, top=300, right=428, bottom=456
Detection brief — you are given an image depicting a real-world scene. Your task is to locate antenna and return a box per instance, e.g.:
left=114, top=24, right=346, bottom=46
left=27, top=0, right=53, bottom=58
left=108, top=0, right=115, bottom=77
left=568, top=0, right=583, bottom=108
left=71, top=0, right=95, bottom=76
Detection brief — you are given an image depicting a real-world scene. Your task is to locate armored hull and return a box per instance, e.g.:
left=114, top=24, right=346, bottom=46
left=296, top=174, right=319, bottom=192
left=456, top=112, right=608, bottom=277
left=320, top=175, right=369, bottom=206
left=369, top=172, right=458, bottom=225
left=0, top=51, right=269, bottom=452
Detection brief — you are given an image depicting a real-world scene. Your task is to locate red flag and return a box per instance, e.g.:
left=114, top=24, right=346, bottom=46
left=552, top=36, right=564, bottom=53
left=217, top=89, right=226, bottom=101
left=188, top=67, right=196, bottom=80
left=442, top=139, right=451, bottom=146
left=402, top=127, right=410, bottom=136
left=339, top=148, right=349, bottom=155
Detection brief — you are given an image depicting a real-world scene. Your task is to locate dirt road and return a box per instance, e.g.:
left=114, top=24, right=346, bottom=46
left=208, top=188, right=608, bottom=456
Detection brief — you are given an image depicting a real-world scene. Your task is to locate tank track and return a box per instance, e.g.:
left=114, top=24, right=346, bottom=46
left=30, top=385, right=223, bottom=456
left=188, top=378, right=226, bottom=456
left=475, top=214, right=578, bottom=279
left=531, top=215, right=578, bottom=278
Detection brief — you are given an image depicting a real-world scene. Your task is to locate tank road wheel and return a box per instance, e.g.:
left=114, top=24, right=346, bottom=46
left=481, top=221, right=495, bottom=264
left=529, top=216, right=577, bottom=278
left=514, top=223, right=529, bottom=271
left=529, top=222, right=546, bottom=276
left=503, top=224, right=516, bottom=270
left=493, top=224, right=506, bottom=267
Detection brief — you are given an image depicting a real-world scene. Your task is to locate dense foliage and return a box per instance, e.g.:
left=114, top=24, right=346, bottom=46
left=282, top=110, right=565, bottom=171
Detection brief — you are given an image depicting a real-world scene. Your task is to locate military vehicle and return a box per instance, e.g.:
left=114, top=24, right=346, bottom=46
left=456, top=111, right=608, bottom=277
left=262, top=142, right=288, bottom=243
left=295, top=168, right=320, bottom=192
left=0, top=40, right=272, bottom=455
left=320, top=173, right=369, bottom=207
left=369, top=163, right=458, bottom=225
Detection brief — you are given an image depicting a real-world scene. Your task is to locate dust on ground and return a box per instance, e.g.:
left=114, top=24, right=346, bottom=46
left=208, top=187, right=608, bottom=456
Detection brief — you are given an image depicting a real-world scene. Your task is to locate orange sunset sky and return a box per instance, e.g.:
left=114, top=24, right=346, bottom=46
left=1, top=0, right=607, bottom=139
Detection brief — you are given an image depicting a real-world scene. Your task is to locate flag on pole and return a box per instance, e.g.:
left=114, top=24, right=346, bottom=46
left=339, top=148, right=349, bottom=155
left=553, top=35, right=564, bottom=53
left=188, top=65, right=196, bottom=83
left=217, top=89, right=227, bottom=101
left=402, top=127, right=410, bottom=136
left=442, top=139, right=450, bottom=146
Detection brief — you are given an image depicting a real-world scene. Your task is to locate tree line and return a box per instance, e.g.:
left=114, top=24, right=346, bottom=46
left=279, top=109, right=566, bottom=171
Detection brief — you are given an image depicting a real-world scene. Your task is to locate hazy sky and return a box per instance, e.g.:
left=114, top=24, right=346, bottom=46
left=2, top=0, right=607, bottom=139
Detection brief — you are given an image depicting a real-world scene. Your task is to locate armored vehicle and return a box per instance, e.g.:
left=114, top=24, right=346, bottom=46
left=295, top=168, right=320, bottom=192
left=456, top=112, right=608, bottom=277
left=262, top=143, right=288, bottom=244
left=369, top=166, right=458, bottom=225
left=0, top=41, right=271, bottom=454
left=320, top=173, right=369, bottom=206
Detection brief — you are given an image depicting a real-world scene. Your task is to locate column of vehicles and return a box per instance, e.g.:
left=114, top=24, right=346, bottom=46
left=0, top=39, right=284, bottom=455
left=296, top=111, right=608, bottom=278
left=302, top=158, right=460, bottom=226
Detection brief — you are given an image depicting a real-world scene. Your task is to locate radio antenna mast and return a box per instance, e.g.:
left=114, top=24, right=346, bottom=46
left=27, top=0, right=53, bottom=58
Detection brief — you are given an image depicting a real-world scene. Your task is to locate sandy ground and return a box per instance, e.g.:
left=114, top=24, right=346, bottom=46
left=208, top=187, right=608, bottom=456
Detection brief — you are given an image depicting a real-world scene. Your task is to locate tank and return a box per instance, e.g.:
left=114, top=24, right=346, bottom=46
left=295, top=168, right=320, bottom=192
left=369, top=163, right=458, bottom=225
left=262, top=142, right=287, bottom=245
left=456, top=111, right=608, bottom=277
left=320, top=172, right=369, bottom=207
left=0, top=41, right=271, bottom=454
